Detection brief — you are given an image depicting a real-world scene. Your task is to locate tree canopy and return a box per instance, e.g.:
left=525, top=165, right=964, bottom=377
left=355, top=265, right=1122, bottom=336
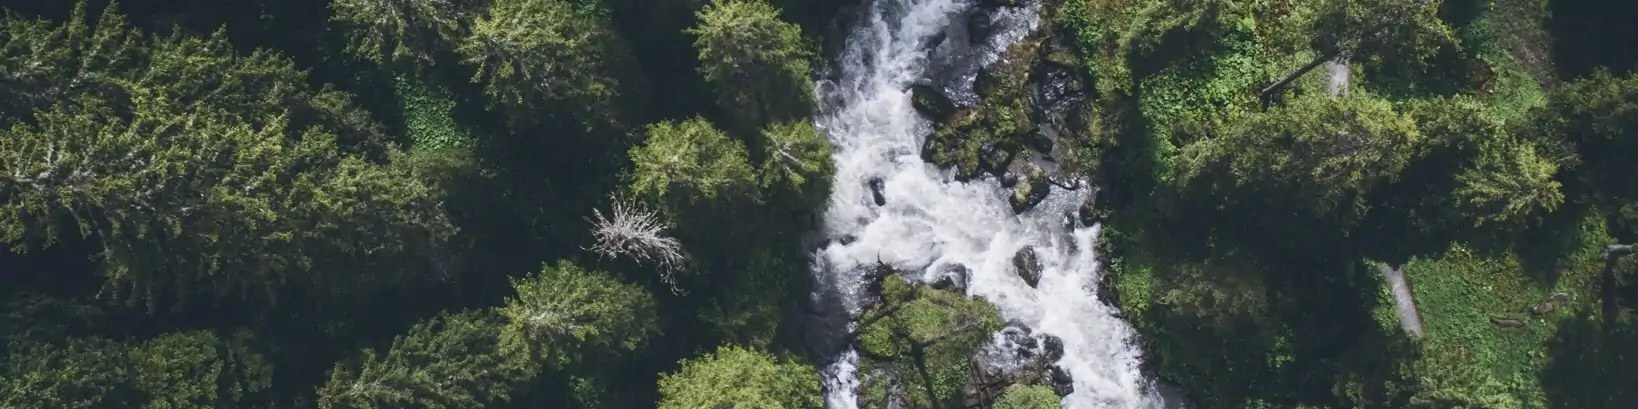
left=655, top=345, right=822, bottom=409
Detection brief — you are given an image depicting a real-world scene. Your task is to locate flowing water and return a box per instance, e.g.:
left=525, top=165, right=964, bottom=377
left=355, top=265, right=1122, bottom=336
left=808, top=0, right=1166, bottom=408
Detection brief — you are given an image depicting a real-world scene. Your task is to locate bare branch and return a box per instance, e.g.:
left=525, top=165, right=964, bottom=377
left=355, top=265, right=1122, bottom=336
left=586, top=196, right=690, bottom=293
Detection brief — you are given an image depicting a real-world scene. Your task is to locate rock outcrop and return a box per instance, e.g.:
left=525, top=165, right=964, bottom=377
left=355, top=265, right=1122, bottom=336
left=868, top=177, right=888, bottom=206
left=968, top=11, right=993, bottom=45
left=910, top=80, right=957, bottom=121
left=933, top=264, right=972, bottom=293
left=1008, top=162, right=1050, bottom=214
left=1012, top=247, right=1042, bottom=288
left=963, top=321, right=1075, bottom=408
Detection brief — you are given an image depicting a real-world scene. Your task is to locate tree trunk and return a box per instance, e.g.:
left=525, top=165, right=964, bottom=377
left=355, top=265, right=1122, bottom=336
left=1378, top=262, right=1425, bottom=340
left=1260, top=47, right=1343, bottom=101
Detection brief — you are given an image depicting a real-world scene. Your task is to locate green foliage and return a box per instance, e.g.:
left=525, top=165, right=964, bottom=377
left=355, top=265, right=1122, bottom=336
left=498, top=260, right=660, bottom=368
left=857, top=275, right=1003, bottom=408
left=1404, top=96, right=1563, bottom=227
left=396, top=75, right=475, bottom=151
left=628, top=117, right=757, bottom=209
left=0, top=337, right=136, bottom=408
left=131, top=331, right=274, bottom=409
left=1310, top=0, right=1453, bottom=59
left=0, top=2, right=453, bottom=308
left=656, top=345, right=821, bottom=409
left=1180, top=92, right=1420, bottom=219
left=316, top=311, right=533, bottom=409
left=992, top=384, right=1062, bottom=409
left=459, top=0, right=633, bottom=123
left=757, top=120, right=834, bottom=209
left=1529, top=71, right=1638, bottom=237
left=688, top=0, right=815, bottom=129
left=329, top=0, right=464, bottom=68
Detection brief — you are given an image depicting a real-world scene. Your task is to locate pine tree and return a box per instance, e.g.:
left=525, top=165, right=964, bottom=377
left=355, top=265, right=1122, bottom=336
left=498, top=260, right=659, bottom=368
left=130, top=330, right=274, bottom=409
left=458, top=0, right=635, bottom=123
left=329, top=0, right=466, bottom=68
left=758, top=120, right=834, bottom=212
left=0, top=337, right=136, bottom=408
left=628, top=117, right=758, bottom=210
left=689, top=0, right=815, bottom=130
left=656, top=345, right=822, bottom=409
left=316, top=311, right=532, bottom=409
left=0, top=2, right=456, bottom=308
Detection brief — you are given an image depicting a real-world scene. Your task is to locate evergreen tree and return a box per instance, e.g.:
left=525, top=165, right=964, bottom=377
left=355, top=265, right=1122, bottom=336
left=688, top=0, right=815, bottom=130
left=498, top=260, right=659, bottom=368
left=0, top=337, right=136, bottom=408
left=1529, top=71, right=1638, bottom=238
left=130, top=330, right=274, bottom=409
left=656, top=345, right=822, bottom=409
left=0, top=3, right=456, bottom=308
left=329, top=0, right=466, bottom=68
left=758, top=120, right=834, bottom=212
left=1179, top=92, right=1421, bottom=223
left=628, top=117, right=757, bottom=210
left=316, top=311, right=532, bottom=409
left=458, top=0, right=635, bottom=123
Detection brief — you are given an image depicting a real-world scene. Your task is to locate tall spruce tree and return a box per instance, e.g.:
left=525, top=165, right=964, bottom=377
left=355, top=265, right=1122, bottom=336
left=0, top=2, right=455, bottom=308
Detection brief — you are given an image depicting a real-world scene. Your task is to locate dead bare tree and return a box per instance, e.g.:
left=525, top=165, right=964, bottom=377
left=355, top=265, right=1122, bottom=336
left=586, top=196, right=690, bottom=293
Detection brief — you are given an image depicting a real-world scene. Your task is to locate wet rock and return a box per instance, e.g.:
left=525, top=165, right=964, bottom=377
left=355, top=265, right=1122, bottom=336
left=979, top=0, right=1025, bottom=8
left=1008, top=163, right=1050, bottom=214
left=1000, top=172, right=1020, bottom=189
left=1040, top=334, right=1064, bottom=363
left=868, top=177, right=887, bottom=206
left=977, top=142, right=1015, bottom=177
left=1047, top=365, right=1075, bottom=397
left=968, top=12, right=992, bottom=45
left=1077, top=189, right=1100, bottom=226
left=932, top=264, right=971, bottom=293
left=926, top=30, right=948, bottom=51
left=1012, top=247, right=1042, bottom=287
left=1000, top=322, right=1038, bottom=358
left=1024, top=129, right=1054, bottom=153
left=909, top=80, right=956, bottom=120
left=838, top=234, right=859, bottom=246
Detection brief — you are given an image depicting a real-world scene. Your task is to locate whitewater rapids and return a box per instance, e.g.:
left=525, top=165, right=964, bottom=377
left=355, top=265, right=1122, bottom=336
left=806, top=0, right=1168, bottom=408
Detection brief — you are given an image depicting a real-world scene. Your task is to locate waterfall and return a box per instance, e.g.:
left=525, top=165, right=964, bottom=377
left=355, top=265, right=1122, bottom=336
left=807, top=0, right=1167, bottom=408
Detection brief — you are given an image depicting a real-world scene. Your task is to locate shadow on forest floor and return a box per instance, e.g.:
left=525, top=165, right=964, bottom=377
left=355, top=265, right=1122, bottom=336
left=1540, top=314, right=1638, bottom=409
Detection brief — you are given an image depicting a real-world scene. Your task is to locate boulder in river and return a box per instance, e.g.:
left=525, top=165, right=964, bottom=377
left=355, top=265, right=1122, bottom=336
left=1012, top=246, right=1042, bottom=288
left=909, top=80, right=956, bottom=120
left=964, top=322, right=1074, bottom=407
left=968, top=11, right=993, bottom=45
left=1040, top=334, right=1064, bottom=363
left=979, top=0, right=1025, bottom=8
left=868, top=177, right=887, bottom=206
left=1047, top=365, right=1075, bottom=397
left=1008, top=163, right=1050, bottom=214
left=1077, top=189, right=1101, bottom=226
left=932, top=264, right=971, bottom=293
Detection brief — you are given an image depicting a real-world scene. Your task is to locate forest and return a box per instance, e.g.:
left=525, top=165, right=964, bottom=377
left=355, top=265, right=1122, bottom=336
left=0, top=0, right=1635, bottom=408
